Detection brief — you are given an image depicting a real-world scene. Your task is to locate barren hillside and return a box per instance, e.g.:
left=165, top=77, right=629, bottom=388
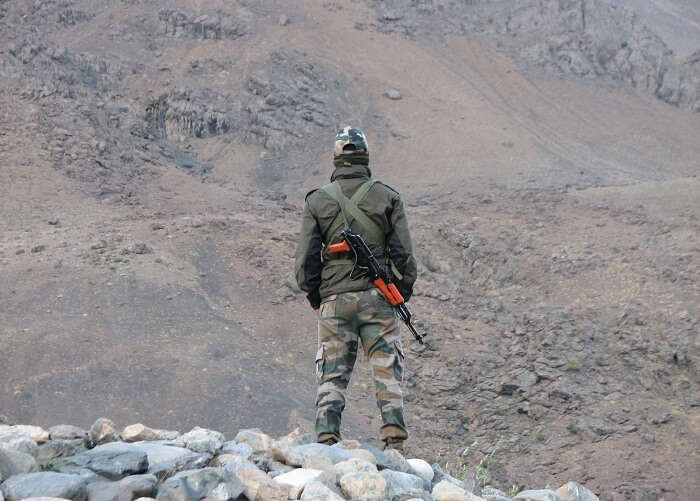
left=1, top=1, right=698, bottom=500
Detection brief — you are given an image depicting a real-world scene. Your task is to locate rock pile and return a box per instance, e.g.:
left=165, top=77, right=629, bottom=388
left=0, top=419, right=600, bottom=501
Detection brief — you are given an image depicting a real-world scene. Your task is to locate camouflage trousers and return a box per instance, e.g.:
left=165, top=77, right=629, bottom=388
left=314, top=289, right=408, bottom=443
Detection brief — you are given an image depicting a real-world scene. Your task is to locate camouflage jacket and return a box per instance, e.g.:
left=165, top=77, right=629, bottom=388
left=295, top=162, right=417, bottom=309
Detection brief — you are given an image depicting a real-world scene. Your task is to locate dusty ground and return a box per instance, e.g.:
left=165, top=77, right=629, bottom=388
left=0, top=1, right=698, bottom=500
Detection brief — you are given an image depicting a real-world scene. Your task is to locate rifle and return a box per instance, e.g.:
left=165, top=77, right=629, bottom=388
left=328, top=228, right=427, bottom=344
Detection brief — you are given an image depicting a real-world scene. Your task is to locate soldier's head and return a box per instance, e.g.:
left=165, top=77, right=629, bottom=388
left=334, top=126, right=369, bottom=167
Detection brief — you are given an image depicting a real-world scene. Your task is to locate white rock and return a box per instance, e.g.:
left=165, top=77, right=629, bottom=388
left=13, top=426, right=49, bottom=444
left=273, top=468, right=325, bottom=499
left=339, top=471, right=387, bottom=501
left=408, top=458, right=434, bottom=481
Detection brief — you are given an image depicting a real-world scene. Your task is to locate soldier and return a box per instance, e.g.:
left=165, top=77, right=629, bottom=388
left=295, top=126, right=417, bottom=452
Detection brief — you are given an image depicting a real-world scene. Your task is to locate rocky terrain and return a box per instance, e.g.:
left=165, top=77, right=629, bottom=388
left=0, top=1, right=698, bottom=501
left=0, top=419, right=600, bottom=500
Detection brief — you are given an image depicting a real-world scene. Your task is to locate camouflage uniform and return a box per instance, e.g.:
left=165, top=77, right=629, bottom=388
left=295, top=127, right=417, bottom=445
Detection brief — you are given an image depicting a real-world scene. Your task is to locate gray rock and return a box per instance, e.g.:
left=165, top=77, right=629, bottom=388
left=360, top=444, right=401, bottom=471
left=0, top=472, right=87, bottom=501
left=432, top=463, right=478, bottom=494
left=0, top=449, right=39, bottom=482
left=383, top=449, right=418, bottom=475
left=384, top=88, right=402, bottom=100
left=278, top=15, right=290, bottom=26
left=37, top=440, right=88, bottom=467
left=126, top=443, right=193, bottom=465
left=300, top=481, right=345, bottom=501
left=51, top=442, right=148, bottom=480
left=220, top=441, right=253, bottom=459
left=513, top=490, right=564, bottom=501
left=381, top=470, right=430, bottom=500
left=85, top=474, right=157, bottom=501
left=155, top=467, right=228, bottom=501
left=48, top=425, right=88, bottom=442
left=174, top=427, right=225, bottom=455
left=0, top=427, right=38, bottom=456
left=148, top=452, right=211, bottom=483
left=287, top=443, right=352, bottom=468
left=89, top=418, right=119, bottom=446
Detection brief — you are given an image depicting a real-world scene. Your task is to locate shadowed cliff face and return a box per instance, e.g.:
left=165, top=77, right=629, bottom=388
left=0, top=1, right=698, bottom=500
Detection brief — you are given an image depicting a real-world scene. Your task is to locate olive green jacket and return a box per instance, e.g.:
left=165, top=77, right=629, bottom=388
left=295, top=161, right=417, bottom=308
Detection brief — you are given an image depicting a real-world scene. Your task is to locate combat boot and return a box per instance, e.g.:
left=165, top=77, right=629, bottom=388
left=383, top=437, right=405, bottom=453
left=317, top=433, right=339, bottom=446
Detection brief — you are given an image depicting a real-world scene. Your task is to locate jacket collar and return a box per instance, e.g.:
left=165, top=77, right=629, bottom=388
left=330, top=163, right=372, bottom=181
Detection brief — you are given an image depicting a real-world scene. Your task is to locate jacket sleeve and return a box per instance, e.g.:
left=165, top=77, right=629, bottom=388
left=295, top=199, right=323, bottom=309
left=387, top=195, right=417, bottom=301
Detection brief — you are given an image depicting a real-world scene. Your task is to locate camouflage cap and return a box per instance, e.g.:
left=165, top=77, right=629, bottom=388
left=334, top=126, right=369, bottom=158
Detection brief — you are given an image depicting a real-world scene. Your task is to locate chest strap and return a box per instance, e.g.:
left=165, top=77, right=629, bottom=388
left=321, top=180, right=383, bottom=245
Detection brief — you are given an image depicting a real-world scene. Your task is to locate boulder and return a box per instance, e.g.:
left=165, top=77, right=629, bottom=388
left=147, top=452, right=211, bottom=483
left=126, top=443, right=193, bottom=466
left=513, top=490, right=564, bottom=501
left=48, top=425, right=88, bottom=442
left=37, top=440, right=88, bottom=467
left=556, top=482, right=600, bottom=501
left=89, top=418, right=119, bottom=446
left=0, top=427, right=37, bottom=456
left=359, top=444, right=401, bottom=471
left=221, top=441, right=253, bottom=459
left=273, top=468, right=324, bottom=499
left=13, top=426, right=49, bottom=444
left=0, top=449, right=39, bottom=482
left=236, top=465, right=287, bottom=501
left=407, top=459, right=434, bottom=482
left=383, top=449, right=414, bottom=474
left=85, top=474, right=157, bottom=501
left=339, top=471, right=387, bottom=500
left=333, top=458, right=377, bottom=483
left=432, top=480, right=486, bottom=501
left=155, top=467, right=230, bottom=501
left=233, top=429, right=273, bottom=455
left=269, top=429, right=313, bottom=462
left=346, top=448, right=377, bottom=465
left=287, top=444, right=352, bottom=468
left=174, top=427, right=224, bottom=455
left=122, top=424, right=179, bottom=443
left=0, top=472, right=87, bottom=501
left=50, top=442, right=148, bottom=480
left=299, top=481, right=345, bottom=501
left=381, top=469, right=430, bottom=500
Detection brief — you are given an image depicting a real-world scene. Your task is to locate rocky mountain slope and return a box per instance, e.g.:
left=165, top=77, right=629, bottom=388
left=0, top=1, right=698, bottom=500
